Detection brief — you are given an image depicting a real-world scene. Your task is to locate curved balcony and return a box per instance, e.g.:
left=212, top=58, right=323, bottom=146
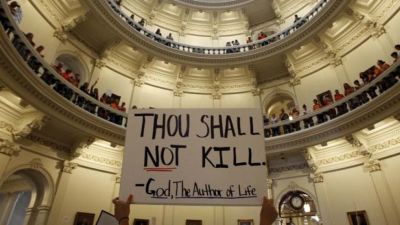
left=1, top=1, right=400, bottom=152
left=84, top=0, right=348, bottom=67
left=0, top=1, right=126, bottom=145
left=264, top=64, right=400, bottom=153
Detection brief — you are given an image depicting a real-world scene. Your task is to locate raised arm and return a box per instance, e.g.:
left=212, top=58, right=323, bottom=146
left=90, top=78, right=99, bottom=93
left=112, top=195, right=133, bottom=225
left=260, top=197, right=278, bottom=225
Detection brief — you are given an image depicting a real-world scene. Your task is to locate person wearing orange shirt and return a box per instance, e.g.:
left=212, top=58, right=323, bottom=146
left=334, top=89, right=348, bottom=115
left=313, top=99, right=326, bottom=124
left=377, top=60, right=390, bottom=71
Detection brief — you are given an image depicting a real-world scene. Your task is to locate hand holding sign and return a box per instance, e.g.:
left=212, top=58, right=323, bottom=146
left=120, top=109, right=268, bottom=205
left=260, top=197, right=278, bottom=225
left=112, top=195, right=133, bottom=225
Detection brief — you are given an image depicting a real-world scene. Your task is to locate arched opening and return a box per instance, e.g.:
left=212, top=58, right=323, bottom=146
left=278, top=190, right=320, bottom=225
left=264, top=92, right=296, bottom=117
left=0, top=169, right=52, bottom=225
left=55, top=53, right=88, bottom=84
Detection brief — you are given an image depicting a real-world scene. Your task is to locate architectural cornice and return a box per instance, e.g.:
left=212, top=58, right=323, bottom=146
left=265, top=81, right=400, bottom=154
left=82, top=0, right=348, bottom=68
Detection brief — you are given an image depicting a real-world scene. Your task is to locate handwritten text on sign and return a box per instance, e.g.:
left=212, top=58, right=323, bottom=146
left=120, top=109, right=267, bottom=205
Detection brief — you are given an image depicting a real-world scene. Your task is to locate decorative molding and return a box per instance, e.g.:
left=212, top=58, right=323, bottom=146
left=115, top=174, right=121, bottom=184
left=80, top=152, right=122, bottom=168
left=0, top=121, right=14, bottom=133
left=368, top=136, right=400, bottom=153
left=269, top=163, right=309, bottom=173
left=309, top=173, right=324, bottom=183
left=30, top=158, right=43, bottom=169
left=0, top=139, right=20, bottom=156
left=315, top=150, right=361, bottom=166
left=53, top=28, right=68, bottom=42
left=62, top=160, right=78, bottom=174
left=71, top=137, right=96, bottom=158
left=364, top=160, right=381, bottom=173
left=13, top=115, right=48, bottom=140
left=25, top=134, right=71, bottom=153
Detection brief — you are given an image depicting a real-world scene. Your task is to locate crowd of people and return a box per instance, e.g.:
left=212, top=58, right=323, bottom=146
left=264, top=46, right=400, bottom=138
left=1, top=1, right=127, bottom=126
left=110, top=0, right=310, bottom=54
left=47, top=63, right=127, bottom=126
left=2, top=1, right=400, bottom=133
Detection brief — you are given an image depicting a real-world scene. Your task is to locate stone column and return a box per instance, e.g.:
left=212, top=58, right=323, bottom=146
left=332, top=63, right=351, bottom=86
left=266, top=179, right=274, bottom=199
left=0, top=139, right=20, bottom=178
left=30, top=206, right=51, bottom=225
left=311, top=173, right=331, bottom=225
left=366, top=160, right=400, bottom=225
left=46, top=161, right=78, bottom=225
left=109, top=174, right=121, bottom=212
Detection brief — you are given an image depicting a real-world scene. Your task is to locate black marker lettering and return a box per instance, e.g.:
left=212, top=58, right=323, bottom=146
left=134, top=113, right=155, bottom=137
left=197, top=115, right=209, bottom=138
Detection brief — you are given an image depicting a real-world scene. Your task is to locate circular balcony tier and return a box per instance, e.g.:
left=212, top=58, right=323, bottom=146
left=76, top=0, right=348, bottom=68
left=1, top=5, right=400, bottom=152
left=173, top=0, right=255, bottom=9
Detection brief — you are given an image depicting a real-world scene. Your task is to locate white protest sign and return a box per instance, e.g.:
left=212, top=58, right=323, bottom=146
left=120, top=109, right=267, bottom=205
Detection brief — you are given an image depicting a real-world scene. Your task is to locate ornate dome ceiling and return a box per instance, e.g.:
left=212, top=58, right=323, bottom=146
left=173, top=0, right=254, bottom=9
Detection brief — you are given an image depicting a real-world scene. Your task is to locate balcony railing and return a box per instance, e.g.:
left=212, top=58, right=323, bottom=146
left=264, top=63, right=400, bottom=138
left=1, top=0, right=400, bottom=150
left=0, top=1, right=128, bottom=128
left=107, top=0, right=329, bottom=55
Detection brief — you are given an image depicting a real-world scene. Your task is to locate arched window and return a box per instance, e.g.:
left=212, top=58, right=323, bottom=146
left=0, top=169, right=53, bottom=225
left=278, top=190, right=320, bottom=225
left=55, top=54, right=88, bottom=84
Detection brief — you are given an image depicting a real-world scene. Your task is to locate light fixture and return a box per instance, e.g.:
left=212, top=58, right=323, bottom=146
left=303, top=203, right=311, bottom=213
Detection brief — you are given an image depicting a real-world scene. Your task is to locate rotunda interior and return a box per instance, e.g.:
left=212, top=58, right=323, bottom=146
left=0, top=0, right=400, bottom=225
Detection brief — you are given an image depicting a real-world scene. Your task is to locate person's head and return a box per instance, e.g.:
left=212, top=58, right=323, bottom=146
left=9, top=1, right=19, bottom=9
left=130, top=14, right=134, bottom=19
left=280, top=108, right=285, bottom=113
left=344, top=83, right=350, bottom=88
left=377, top=60, right=385, bottom=66
left=36, top=45, right=45, bottom=53
left=121, top=102, right=126, bottom=107
left=313, top=99, right=318, bottom=104
left=65, top=69, right=72, bottom=74
left=354, top=80, right=360, bottom=85
left=302, top=104, right=307, bottom=110
left=395, top=44, right=400, bottom=50
left=94, top=88, right=98, bottom=95
left=26, top=32, right=34, bottom=39
left=391, top=52, right=398, bottom=59
left=294, top=14, right=299, bottom=19
left=271, top=113, right=276, bottom=117
left=335, top=89, right=339, bottom=94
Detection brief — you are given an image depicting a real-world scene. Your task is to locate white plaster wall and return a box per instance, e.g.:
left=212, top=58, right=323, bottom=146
left=342, top=38, right=388, bottom=82
left=181, top=94, right=214, bottom=108
left=294, top=66, right=339, bottom=108
left=54, top=167, right=116, bottom=225
left=220, top=93, right=258, bottom=108
left=18, top=0, right=61, bottom=62
left=380, top=154, right=400, bottom=215
left=92, top=67, right=134, bottom=106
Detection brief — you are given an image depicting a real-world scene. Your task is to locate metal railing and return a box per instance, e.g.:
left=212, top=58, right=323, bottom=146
left=263, top=62, right=400, bottom=138
left=107, top=0, right=330, bottom=55
left=1, top=0, right=399, bottom=139
left=0, top=1, right=128, bottom=127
